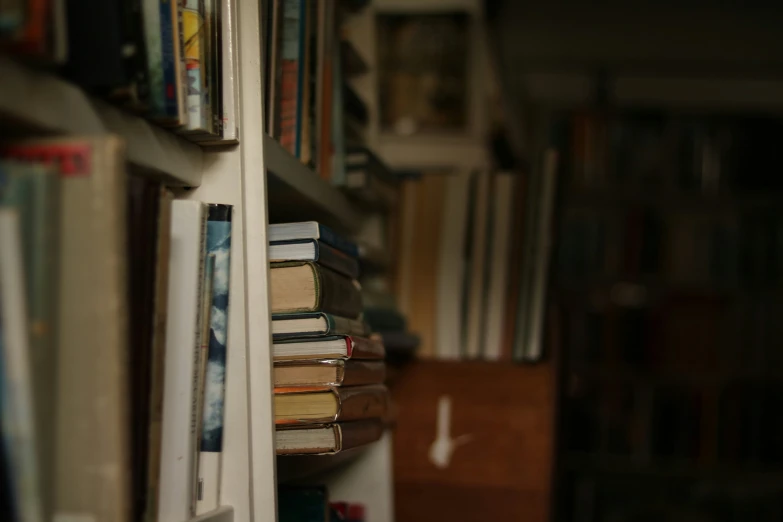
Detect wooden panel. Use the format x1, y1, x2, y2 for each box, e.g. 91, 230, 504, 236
391, 360, 556, 522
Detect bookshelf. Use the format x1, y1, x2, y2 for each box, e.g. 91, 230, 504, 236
0, 56, 203, 187
0, 0, 393, 521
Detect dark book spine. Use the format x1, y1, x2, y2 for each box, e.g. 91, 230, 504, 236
317, 223, 358, 257
315, 265, 362, 319
315, 241, 359, 280
160, 0, 178, 118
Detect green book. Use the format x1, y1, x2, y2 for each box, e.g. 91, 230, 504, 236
278, 486, 328, 522
0, 160, 60, 520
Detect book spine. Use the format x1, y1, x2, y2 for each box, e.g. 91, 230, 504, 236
159, 0, 179, 119
317, 223, 358, 257
279, 0, 301, 154
315, 241, 360, 280
0, 208, 45, 522
294, 0, 308, 158
187, 209, 208, 517
316, 265, 362, 319
347, 336, 385, 360
143, 0, 165, 115
196, 204, 232, 514
183, 0, 206, 131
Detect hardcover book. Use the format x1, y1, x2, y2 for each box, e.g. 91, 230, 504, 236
274, 359, 385, 387
273, 335, 384, 361
269, 239, 360, 279
269, 221, 358, 257
271, 312, 367, 340
2, 137, 131, 522
0, 160, 59, 519
274, 384, 388, 425
276, 420, 383, 455
270, 261, 362, 318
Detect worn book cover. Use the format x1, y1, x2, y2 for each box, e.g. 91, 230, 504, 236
2, 137, 131, 522
0, 159, 59, 520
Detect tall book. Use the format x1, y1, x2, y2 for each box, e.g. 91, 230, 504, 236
0, 161, 59, 519
464, 171, 491, 359
143, 0, 185, 123
183, 0, 209, 132
196, 204, 233, 515
126, 176, 163, 522
159, 201, 208, 522
0, 208, 44, 522
482, 173, 515, 361
270, 262, 362, 318
2, 137, 130, 522
279, 0, 304, 154
144, 188, 174, 522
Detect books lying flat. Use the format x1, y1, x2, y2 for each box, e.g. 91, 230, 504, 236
274, 385, 388, 425
269, 239, 359, 280
272, 312, 367, 340
273, 335, 384, 361
274, 359, 385, 387
269, 221, 358, 257
276, 420, 383, 455
270, 262, 362, 318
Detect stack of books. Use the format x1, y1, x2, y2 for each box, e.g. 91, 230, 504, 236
269, 221, 388, 455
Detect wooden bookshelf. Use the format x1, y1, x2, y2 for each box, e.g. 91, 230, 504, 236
0, 56, 204, 187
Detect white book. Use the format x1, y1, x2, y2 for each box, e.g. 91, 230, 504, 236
435, 170, 471, 360
0, 208, 44, 522
464, 172, 492, 359
482, 173, 516, 361
524, 150, 559, 362
159, 201, 207, 522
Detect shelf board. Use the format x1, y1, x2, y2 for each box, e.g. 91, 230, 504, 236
263, 134, 363, 232
0, 56, 203, 187
190, 506, 233, 522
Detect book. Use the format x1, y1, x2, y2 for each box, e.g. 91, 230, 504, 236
0, 160, 59, 518
276, 420, 383, 455
269, 239, 360, 279
143, 0, 179, 121
273, 335, 384, 361
269, 221, 358, 257
464, 171, 491, 359
315, 0, 335, 179
196, 204, 233, 515
192, 253, 214, 515
272, 312, 367, 339
482, 173, 515, 361
159, 200, 207, 522
161, 0, 187, 124
298, 0, 314, 164
3, 137, 130, 522
183, 0, 209, 132
278, 486, 328, 522
274, 359, 385, 387
279, 0, 304, 154
270, 262, 362, 318
0, 208, 44, 522
143, 187, 173, 522
126, 176, 163, 522
274, 384, 388, 425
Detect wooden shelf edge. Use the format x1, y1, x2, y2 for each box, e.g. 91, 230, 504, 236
0, 56, 204, 187
189, 506, 234, 522
263, 133, 363, 232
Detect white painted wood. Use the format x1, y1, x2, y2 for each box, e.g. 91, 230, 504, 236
190, 506, 234, 522
0, 56, 203, 187
317, 434, 395, 522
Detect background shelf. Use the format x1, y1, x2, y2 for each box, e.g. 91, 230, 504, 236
263, 134, 363, 232
0, 56, 204, 187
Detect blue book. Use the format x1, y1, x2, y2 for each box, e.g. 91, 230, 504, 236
197, 204, 232, 512
268, 221, 358, 258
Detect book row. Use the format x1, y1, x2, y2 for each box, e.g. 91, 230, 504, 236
566, 112, 783, 193
1, 0, 238, 143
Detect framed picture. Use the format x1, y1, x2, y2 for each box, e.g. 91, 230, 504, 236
377, 12, 471, 135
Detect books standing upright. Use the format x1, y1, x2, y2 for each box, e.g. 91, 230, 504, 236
2, 137, 131, 522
